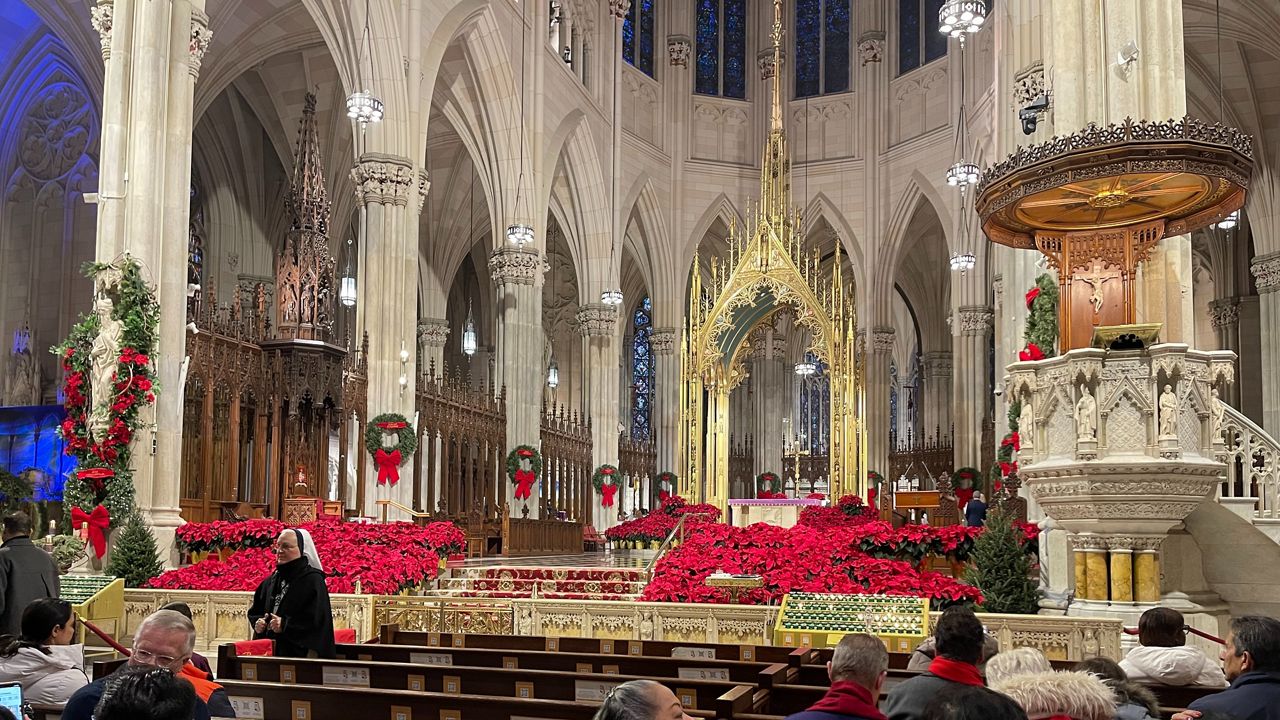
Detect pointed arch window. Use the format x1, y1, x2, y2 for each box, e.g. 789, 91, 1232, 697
898, 0, 948, 75
623, 0, 656, 77
631, 296, 654, 440
696, 0, 747, 98
795, 0, 850, 98
796, 352, 830, 455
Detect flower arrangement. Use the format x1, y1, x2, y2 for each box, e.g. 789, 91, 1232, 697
365, 413, 416, 486
150, 519, 464, 595
655, 471, 677, 502
175, 518, 286, 553
506, 445, 541, 501
756, 472, 783, 498
57, 257, 160, 529
641, 522, 982, 608
604, 495, 721, 544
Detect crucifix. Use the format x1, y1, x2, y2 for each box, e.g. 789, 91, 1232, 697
1076, 259, 1121, 321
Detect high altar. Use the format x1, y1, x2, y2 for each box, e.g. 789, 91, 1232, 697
678, 2, 865, 513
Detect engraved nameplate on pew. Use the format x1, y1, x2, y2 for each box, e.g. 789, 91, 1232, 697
575, 680, 620, 702
410, 652, 454, 666
390, 705, 411, 720
291, 700, 311, 720
228, 696, 265, 720
321, 666, 371, 687
407, 674, 425, 691
678, 667, 730, 681
515, 681, 535, 699
672, 647, 717, 660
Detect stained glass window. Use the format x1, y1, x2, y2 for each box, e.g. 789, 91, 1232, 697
623, 0, 656, 78
631, 296, 654, 441
899, 0, 948, 76
696, 0, 746, 98
797, 353, 830, 455
796, 0, 850, 98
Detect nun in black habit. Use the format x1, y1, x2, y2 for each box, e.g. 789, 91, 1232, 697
247, 528, 336, 658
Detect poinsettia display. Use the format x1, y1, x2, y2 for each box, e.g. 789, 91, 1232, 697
150, 519, 464, 595
175, 518, 286, 553
604, 496, 721, 544
640, 522, 983, 607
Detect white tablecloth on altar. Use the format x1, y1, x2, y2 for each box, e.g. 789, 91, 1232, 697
727, 498, 823, 528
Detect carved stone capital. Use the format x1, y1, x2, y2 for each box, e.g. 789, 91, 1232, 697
1013, 62, 1046, 110
857, 32, 884, 66
871, 327, 895, 354
1252, 253, 1280, 295
90, 2, 113, 61
757, 48, 783, 80
188, 9, 213, 80
667, 36, 691, 68
958, 305, 994, 336
416, 318, 450, 348
651, 328, 678, 355
351, 153, 415, 207
576, 304, 619, 337
416, 170, 431, 214
488, 248, 541, 287
923, 351, 953, 378
1209, 298, 1240, 329
1067, 534, 1106, 552
770, 336, 787, 358
609, 0, 631, 19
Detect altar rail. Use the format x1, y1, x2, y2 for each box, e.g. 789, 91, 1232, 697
121, 590, 1122, 662
1220, 405, 1280, 518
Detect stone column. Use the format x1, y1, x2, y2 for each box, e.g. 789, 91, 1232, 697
922, 351, 953, 437
1107, 539, 1135, 603
90, 0, 208, 563
1133, 537, 1163, 604
1084, 545, 1109, 602
489, 248, 543, 513
865, 328, 894, 476
1209, 298, 1241, 407
578, 303, 620, 529
953, 306, 992, 468
651, 328, 679, 474
1251, 254, 1280, 434
417, 318, 449, 379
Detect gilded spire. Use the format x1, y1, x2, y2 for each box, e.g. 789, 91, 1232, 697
759, 0, 790, 228
770, 0, 784, 133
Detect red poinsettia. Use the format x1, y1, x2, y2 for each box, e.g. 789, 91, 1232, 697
1018, 343, 1045, 361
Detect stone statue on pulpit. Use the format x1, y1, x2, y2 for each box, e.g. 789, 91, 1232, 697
1074, 385, 1097, 440
1210, 387, 1226, 444
1158, 384, 1179, 438
88, 295, 123, 442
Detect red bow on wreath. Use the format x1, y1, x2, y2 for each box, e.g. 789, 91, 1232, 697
72, 505, 111, 558
374, 448, 402, 485
77, 467, 115, 494
601, 483, 618, 507
376, 421, 408, 431
1018, 343, 1045, 361
658, 489, 671, 502
1026, 286, 1041, 309
514, 469, 536, 500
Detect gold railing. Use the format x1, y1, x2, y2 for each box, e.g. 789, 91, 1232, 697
376, 498, 434, 523
644, 511, 716, 580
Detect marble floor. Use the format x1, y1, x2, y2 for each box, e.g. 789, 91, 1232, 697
447, 550, 657, 569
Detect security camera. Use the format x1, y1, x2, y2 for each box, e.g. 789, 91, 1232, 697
1019, 93, 1051, 135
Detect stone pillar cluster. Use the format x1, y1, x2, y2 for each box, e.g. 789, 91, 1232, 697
489, 247, 543, 513
577, 302, 620, 528
417, 318, 450, 378
922, 351, 953, 437
953, 306, 992, 468
651, 328, 679, 473
865, 328, 894, 472
1251, 254, 1280, 433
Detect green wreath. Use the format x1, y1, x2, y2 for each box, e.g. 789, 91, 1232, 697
756, 472, 781, 493
953, 467, 982, 488
656, 471, 677, 488
506, 445, 542, 495
365, 413, 418, 460
592, 464, 620, 492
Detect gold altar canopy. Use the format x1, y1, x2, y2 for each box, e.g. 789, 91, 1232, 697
678, 0, 865, 512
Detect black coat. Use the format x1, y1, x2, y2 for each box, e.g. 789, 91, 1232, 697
248, 557, 335, 658
1188, 671, 1280, 720
0, 536, 59, 637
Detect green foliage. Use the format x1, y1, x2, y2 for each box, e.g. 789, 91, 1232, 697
1007, 398, 1022, 434
966, 507, 1041, 614
51, 535, 86, 572
0, 469, 32, 515
1024, 273, 1060, 358
106, 511, 163, 588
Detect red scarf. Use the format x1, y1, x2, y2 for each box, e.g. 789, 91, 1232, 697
805, 681, 887, 720
927, 656, 985, 687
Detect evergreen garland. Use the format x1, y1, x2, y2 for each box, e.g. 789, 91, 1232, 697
1023, 273, 1060, 358
106, 510, 163, 588
966, 507, 1041, 614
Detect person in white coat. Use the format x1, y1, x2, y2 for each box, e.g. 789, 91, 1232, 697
0, 597, 88, 706
1120, 607, 1228, 688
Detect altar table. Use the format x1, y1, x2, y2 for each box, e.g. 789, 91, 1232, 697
727, 498, 823, 528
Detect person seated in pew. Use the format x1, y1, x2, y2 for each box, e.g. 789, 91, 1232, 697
920, 685, 1027, 720
1073, 656, 1159, 720
62, 609, 235, 720
906, 633, 1000, 674
159, 602, 213, 676
248, 528, 335, 659
593, 679, 693, 720
1120, 608, 1228, 688
983, 647, 1050, 686
884, 606, 988, 720
0, 598, 88, 706
784, 633, 889, 720
1174, 615, 1280, 720
95, 666, 198, 720
990, 669, 1117, 720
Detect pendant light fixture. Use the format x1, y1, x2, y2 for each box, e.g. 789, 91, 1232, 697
462, 159, 479, 357
339, 237, 357, 307
346, 0, 384, 128
462, 300, 477, 356
947, 36, 977, 274
601, 11, 623, 306
938, 1, 987, 42
507, 0, 534, 246
1211, 0, 1240, 233
547, 357, 560, 388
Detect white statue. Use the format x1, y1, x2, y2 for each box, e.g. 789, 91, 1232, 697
1210, 387, 1226, 443
5, 349, 40, 406
1018, 398, 1034, 439
1074, 384, 1097, 440
88, 295, 124, 442
1158, 384, 1179, 437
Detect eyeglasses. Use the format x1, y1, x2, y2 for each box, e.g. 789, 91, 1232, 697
131, 646, 185, 668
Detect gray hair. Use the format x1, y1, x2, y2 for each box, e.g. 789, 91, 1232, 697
830, 633, 889, 687
134, 609, 196, 654
984, 646, 1051, 685
592, 680, 663, 720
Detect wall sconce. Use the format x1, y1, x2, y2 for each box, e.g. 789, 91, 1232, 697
398, 341, 409, 396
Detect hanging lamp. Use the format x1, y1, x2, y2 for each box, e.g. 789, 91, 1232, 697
339, 237, 357, 307
346, 0, 384, 128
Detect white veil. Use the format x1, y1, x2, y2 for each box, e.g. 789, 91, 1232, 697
293, 528, 324, 572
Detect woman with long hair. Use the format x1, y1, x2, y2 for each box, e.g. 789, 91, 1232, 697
0, 598, 88, 706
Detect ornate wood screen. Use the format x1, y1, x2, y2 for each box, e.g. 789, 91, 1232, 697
414, 366, 505, 529
618, 434, 656, 513
538, 405, 592, 526
887, 427, 954, 487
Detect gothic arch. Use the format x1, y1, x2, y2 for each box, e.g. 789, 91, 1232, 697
543, 112, 610, 302
801, 192, 867, 294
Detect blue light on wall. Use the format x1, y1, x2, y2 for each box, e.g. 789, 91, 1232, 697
0, 406, 73, 501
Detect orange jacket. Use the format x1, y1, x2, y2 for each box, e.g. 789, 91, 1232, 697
180, 661, 223, 703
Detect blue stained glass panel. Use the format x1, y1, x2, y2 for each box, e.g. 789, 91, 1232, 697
898, 0, 920, 74
795, 0, 821, 98
639, 0, 655, 76
623, 3, 636, 66
924, 0, 949, 63
824, 0, 851, 94
632, 296, 654, 441
696, 0, 720, 95
723, 0, 746, 98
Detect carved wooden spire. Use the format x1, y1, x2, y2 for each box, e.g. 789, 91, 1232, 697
287, 92, 330, 234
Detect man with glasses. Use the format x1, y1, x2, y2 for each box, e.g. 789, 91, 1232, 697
61, 609, 235, 720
